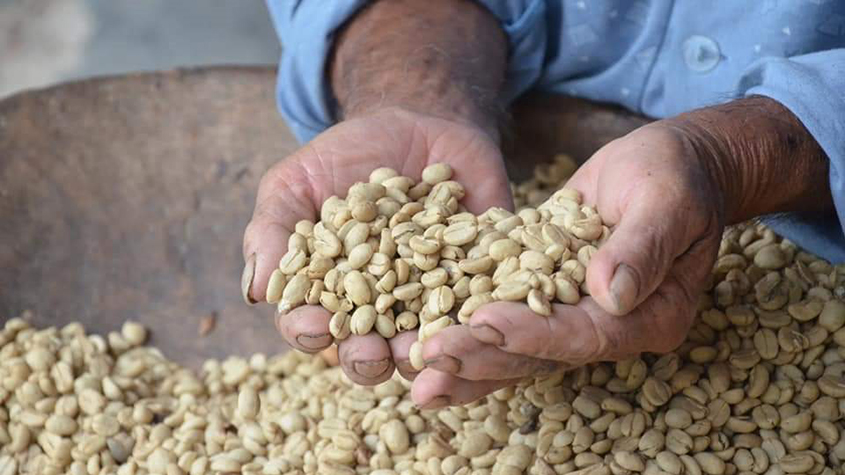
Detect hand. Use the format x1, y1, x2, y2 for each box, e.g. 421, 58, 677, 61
411, 121, 727, 408
242, 107, 512, 386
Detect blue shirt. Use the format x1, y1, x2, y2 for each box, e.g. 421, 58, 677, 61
267, 0, 845, 264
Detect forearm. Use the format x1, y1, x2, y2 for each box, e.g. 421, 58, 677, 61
329, 0, 508, 140
666, 96, 833, 224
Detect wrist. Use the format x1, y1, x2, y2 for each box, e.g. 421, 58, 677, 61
659, 114, 741, 225
328, 0, 507, 143
339, 95, 503, 145
663, 96, 832, 225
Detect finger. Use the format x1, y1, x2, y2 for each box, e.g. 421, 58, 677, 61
470, 252, 704, 364
422, 118, 513, 213
241, 145, 413, 303
387, 331, 421, 380
561, 154, 604, 207
469, 301, 615, 363
275, 306, 333, 353
242, 220, 293, 304
243, 150, 374, 302
585, 191, 706, 316
422, 325, 564, 381
411, 369, 521, 409
469, 300, 670, 363
449, 156, 513, 213
243, 166, 318, 303
338, 333, 395, 385
632, 226, 719, 354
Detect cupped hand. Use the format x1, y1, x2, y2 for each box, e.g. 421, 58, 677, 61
412, 121, 727, 408
242, 107, 511, 386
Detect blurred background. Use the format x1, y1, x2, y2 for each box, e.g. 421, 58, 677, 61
0, 0, 281, 98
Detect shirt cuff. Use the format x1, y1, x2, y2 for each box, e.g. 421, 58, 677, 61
737, 51, 845, 264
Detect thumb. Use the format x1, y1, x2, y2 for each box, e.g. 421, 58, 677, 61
586, 195, 694, 316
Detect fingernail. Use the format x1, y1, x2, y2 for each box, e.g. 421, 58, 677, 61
469, 324, 505, 346
610, 263, 639, 314
424, 355, 461, 374
395, 359, 419, 376
419, 395, 450, 410
241, 253, 257, 305
295, 333, 332, 351
353, 358, 391, 379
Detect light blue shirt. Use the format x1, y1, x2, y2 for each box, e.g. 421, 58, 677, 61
267, 0, 845, 264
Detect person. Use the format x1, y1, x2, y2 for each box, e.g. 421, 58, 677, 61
242, 0, 842, 409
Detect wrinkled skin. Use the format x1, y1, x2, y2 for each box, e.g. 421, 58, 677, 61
415, 122, 725, 408
243, 108, 511, 386
243, 108, 725, 408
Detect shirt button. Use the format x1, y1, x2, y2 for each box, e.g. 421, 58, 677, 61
683, 35, 721, 72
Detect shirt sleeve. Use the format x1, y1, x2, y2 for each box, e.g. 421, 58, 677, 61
266, 0, 369, 144
267, 0, 549, 144
474, 0, 549, 103
737, 50, 845, 264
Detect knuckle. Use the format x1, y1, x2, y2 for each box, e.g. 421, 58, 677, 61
252, 194, 287, 223
466, 309, 496, 330
639, 227, 670, 274
456, 359, 486, 380
589, 329, 616, 362
646, 289, 694, 354
422, 337, 447, 360
651, 335, 682, 354
549, 310, 606, 364
242, 220, 263, 244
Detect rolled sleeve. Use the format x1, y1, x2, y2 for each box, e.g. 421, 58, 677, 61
737, 50, 845, 264
268, 0, 548, 144
475, 0, 549, 103
267, 0, 369, 143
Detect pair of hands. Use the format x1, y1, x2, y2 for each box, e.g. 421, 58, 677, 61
242, 107, 725, 409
